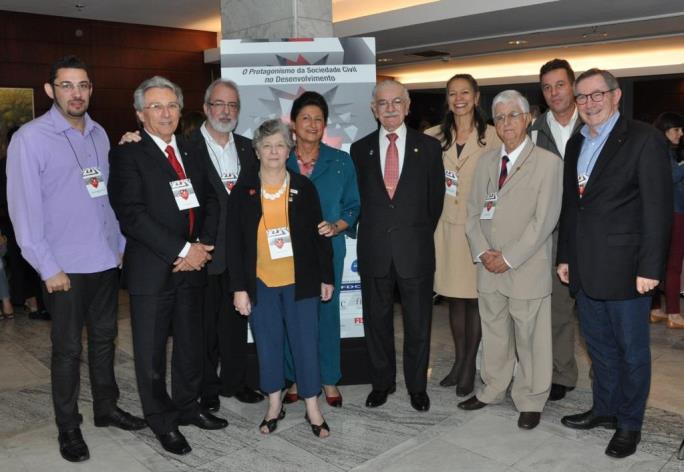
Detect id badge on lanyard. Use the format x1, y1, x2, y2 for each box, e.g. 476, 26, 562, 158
266, 227, 293, 259
82, 167, 107, 198
577, 173, 589, 198
480, 193, 498, 220
445, 169, 458, 197
170, 179, 200, 210
222, 173, 238, 194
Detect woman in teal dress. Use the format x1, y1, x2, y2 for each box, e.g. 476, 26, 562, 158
283, 91, 360, 407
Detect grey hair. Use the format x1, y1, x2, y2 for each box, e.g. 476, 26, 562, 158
491, 90, 530, 116
133, 76, 184, 112
252, 119, 294, 151
574, 68, 620, 94
372, 79, 410, 102
204, 78, 240, 108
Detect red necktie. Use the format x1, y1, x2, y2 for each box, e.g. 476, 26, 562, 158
166, 145, 195, 236
498, 155, 509, 190
384, 133, 399, 199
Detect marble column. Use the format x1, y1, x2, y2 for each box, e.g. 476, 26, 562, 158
220, 0, 332, 39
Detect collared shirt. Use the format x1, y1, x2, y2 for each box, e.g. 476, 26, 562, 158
6, 105, 124, 280
146, 131, 185, 172
500, 136, 529, 175
546, 106, 578, 159
379, 123, 407, 176
577, 111, 620, 178
200, 122, 240, 177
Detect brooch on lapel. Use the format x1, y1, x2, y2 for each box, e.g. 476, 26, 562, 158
249, 189, 256, 196
369, 149, 374, 156
414, 148, 419, 153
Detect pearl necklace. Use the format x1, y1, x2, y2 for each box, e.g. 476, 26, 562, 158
261, 173, 289, 200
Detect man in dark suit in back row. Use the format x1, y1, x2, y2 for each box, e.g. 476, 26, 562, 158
557, 68, 672, 459
109, 76, 227, 456
188, 79, 263, 410
351, 79, 444, 412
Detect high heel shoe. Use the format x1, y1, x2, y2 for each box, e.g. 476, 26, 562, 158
666, 314, 684, 329
259, 407, 285, 434
323, 387, 342, 408
304, 413, 330, 438
649, 309, 667, 323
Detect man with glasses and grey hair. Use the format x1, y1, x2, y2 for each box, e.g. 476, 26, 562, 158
7, 55, 145, 463
191, 79, 262, 409
557, 68, 672, 458
351, 79, 444, 412
460, 89, 563, 431
109, 75, 226, 456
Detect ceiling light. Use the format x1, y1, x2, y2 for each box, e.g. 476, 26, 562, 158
507, 40, 528, 46
377, 58, 393, 63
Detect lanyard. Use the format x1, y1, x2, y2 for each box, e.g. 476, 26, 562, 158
63, 130, 99, 171
207, 140, 240, 177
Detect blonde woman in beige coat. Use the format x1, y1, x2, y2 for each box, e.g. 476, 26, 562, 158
425, 74, 500, 396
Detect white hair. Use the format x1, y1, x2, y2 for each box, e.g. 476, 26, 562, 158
133, 76, 183, 111
491, 89, 529, 116
204, 78, 240, 108
372, 79, 410, 102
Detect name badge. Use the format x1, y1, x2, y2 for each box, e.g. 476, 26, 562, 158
221, 173, 238, 194
170, 179, 200, 210
445, 170, 458, 197
266, 227, 293, 260
480, 193, 498, 220
577, 173, 589, 198
82, 167, 107, 198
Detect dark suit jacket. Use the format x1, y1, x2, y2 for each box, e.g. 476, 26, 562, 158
227, 169, 334, 304
186, 128, 257, 275
557, 116, 673, 300
350, 126, 444, 278
108, 131, 219, 295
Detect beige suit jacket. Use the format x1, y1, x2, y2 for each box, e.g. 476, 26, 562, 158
465, 140, 563, 300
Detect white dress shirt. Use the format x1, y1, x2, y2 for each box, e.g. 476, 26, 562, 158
200, 123, 240, 177
546, 106, 578, 159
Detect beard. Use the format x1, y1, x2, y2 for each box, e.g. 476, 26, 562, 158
207, 115, 236, 134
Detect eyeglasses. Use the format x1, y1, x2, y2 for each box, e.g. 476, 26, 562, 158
53, 81, 91, 92
144, 102, 181, 113
493, 111, 527, 124
207, 101, 239, 111
375, 98, 405, 109
575, 89, 615, 105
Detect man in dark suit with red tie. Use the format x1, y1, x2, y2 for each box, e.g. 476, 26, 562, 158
109, 76, 226, 456
350, 80, 444, 412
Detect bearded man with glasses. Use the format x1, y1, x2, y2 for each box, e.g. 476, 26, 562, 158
557, 68, 672, 458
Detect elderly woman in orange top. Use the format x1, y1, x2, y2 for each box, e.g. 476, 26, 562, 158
228, 119, 334, 438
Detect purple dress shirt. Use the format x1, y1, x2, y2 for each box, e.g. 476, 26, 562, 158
7, 105, 125, 280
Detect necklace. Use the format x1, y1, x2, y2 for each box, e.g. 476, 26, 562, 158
261, 173, 289, 200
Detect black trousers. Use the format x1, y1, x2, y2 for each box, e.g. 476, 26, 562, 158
361, 264, 434, 393
43, 269, 120, 432
130, 285, 202, 435
201, 273, 251, 399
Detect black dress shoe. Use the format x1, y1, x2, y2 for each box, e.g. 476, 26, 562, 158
28, 309, 51, 321
365, 384, 396, 408
58, 428, 89, 462
548, 383, 575, 401
157, 430, 191, 455
200, 396, 220, 412
561, 410, 617, 430
221, 386, 265, 404
605, 429, 641, 458
518, 412, 541, 430
94, 406, 146, 431
179, 411, 228, 430
409, 391, 430, 412
457, 396, 487, 411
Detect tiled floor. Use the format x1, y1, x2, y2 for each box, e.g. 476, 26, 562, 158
1, 293, 684, 471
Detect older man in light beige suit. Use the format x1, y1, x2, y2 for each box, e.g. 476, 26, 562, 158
458, 89, 563, 430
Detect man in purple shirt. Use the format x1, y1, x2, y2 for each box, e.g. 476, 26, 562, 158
7, 56, 145, 463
